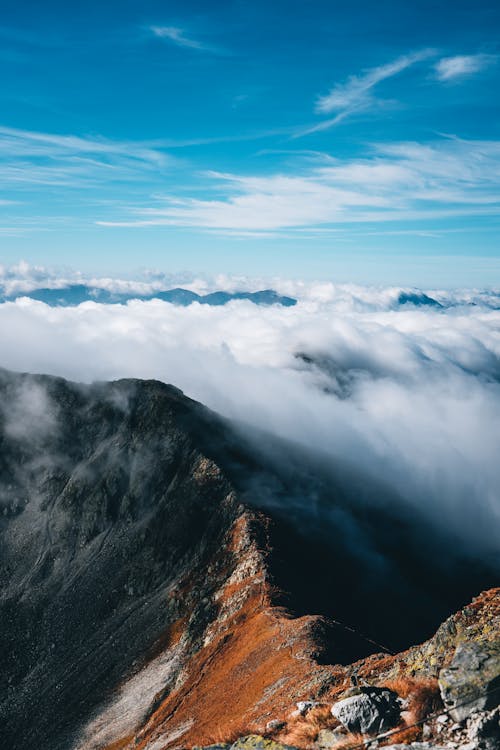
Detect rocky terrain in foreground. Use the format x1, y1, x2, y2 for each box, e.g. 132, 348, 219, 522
0, 369, 498, 750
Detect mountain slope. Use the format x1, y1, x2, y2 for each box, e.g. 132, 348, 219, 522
0, 369, 496, 750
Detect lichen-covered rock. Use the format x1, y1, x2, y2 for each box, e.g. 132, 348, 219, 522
316, 728, 343, 748
230, 736, 296, 750
331, 687, 401, 735
438, 641, 500, 722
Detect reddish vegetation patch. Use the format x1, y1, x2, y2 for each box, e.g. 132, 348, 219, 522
379, 725, 422, 746
382, 677, 441, 723
133, 585, 330, 747
280, 705, 340, 748
102, 506, 499, 750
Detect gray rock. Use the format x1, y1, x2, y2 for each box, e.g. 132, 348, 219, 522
230, 737, 295, 750
316, 729, 339, 748
266, 720, 286, 732
331, 687, 401, 735
381, 744, 447, 750
466, 706, 500, 750
439, 641, 500, 722
295, 701, 320, 716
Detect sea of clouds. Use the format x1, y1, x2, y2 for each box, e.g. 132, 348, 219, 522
1, 263, 499, 565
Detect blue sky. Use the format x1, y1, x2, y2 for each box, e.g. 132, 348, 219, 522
1, 0, 499, 284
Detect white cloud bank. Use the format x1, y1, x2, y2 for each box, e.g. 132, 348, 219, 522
0, 280, 499, 564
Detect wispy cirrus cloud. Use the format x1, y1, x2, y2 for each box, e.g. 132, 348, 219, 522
149, 25, 210, 51
98, 137, 500, 233
0, 124, 296, 187
434, 53, 497, 81
0, 125, 174, 189
299, 49, 436, 136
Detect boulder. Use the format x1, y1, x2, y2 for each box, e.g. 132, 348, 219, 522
331, 687, 401, 735
438, 641, 500, 722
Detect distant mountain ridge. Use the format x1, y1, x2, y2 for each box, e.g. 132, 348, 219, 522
0, 284, 297, 307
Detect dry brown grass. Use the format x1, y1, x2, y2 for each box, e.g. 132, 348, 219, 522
203, 722, 253, 746
382, 676, 442, 724
280, 705, 340, 748
329, 733, 368, 749
379, 724, 422, 746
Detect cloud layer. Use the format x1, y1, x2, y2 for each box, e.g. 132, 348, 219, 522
0, 273, 499, 566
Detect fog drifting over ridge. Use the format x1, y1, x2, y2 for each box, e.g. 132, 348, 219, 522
1, 266, 499, 566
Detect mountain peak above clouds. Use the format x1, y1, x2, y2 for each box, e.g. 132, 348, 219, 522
0, 284, 297, 308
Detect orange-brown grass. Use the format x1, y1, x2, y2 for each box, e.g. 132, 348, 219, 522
203, 722, 253, 746
280, 705, 340, 748
379, 724, 422, 746
382, 677, 442, 724
330, 733, 368, 749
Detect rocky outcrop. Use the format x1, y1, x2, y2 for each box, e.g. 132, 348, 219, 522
438, 641, 500, 721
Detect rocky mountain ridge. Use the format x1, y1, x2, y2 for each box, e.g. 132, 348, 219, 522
0, 369, 497, 750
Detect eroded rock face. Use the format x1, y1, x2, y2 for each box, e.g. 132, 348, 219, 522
439, 641, 500, 721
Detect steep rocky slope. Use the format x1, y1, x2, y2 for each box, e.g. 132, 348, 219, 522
0, 369, 497, 750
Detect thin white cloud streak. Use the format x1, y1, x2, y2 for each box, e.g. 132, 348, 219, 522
435, 53, 497, 81
299, 49, 436, 135
0, 124, 300, 194
0, 125, 174, 189
150, 25, 207, 50
0, 289, 499, 562
99, 137, 500, 232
